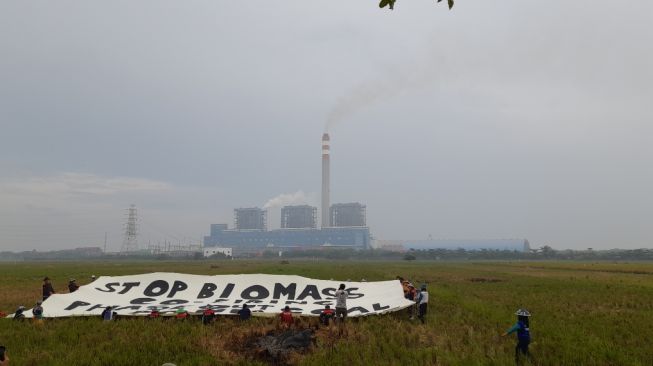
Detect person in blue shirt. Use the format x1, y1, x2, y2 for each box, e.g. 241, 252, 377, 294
502, 308, 531, 364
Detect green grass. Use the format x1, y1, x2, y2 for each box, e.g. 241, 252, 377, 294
1, 260, 652, 365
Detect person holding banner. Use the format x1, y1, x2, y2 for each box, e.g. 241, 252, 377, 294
202, 306, 216, 325
417, 284, 429, 324
42, 277, 55, 301
279, 306, 294, 327
32, 301, 44, 320
238, 304, 251, 321
148, 308, 160, 319
175, 308, 189, 320
319, 305, 335, 326
101, 306, 115, 321
334, 284, 348, 324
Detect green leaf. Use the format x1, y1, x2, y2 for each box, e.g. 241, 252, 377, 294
379, 0, 390, 8
448, 0, 454, 9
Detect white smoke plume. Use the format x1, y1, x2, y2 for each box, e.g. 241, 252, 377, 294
325, 53, 444, 132
263, 190, 312, 209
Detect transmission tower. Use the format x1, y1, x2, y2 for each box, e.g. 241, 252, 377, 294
120, 204, 139, 253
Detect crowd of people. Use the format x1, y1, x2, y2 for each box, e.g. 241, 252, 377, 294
4, 275, 532, 364
397, 276, 430, 323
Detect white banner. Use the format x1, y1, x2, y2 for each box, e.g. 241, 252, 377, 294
20, 273, 414, 318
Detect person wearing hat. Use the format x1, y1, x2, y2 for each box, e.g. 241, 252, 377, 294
42, 277, 55, 301
13, 306, 26, 321
32, 301, 44, 319
279, 306, 293, 327
416, 284, 429, 324
68, 279, 79, 293
201, 305, 216, 325
237, 304, 251, 321
502, 309, 532, 363
175, 307, 189, 320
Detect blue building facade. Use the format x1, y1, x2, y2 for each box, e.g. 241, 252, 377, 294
204, 225, 370, 255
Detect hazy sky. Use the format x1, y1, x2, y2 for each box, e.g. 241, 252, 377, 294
1, 0, 651, 251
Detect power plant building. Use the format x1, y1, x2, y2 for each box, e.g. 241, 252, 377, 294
234, 207, 267, 230
330, 202, 366, 227
281, 205, 317, 229
203, 133, 371, 256
203, 224, 370, 256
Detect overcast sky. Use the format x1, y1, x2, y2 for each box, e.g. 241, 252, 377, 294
1, 0, 651, 251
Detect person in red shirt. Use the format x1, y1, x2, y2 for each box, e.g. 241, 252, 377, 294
279, 306, 293, 327
319, 305, 334, 326
175, 308, 189, 320
148, 307, 160, 319
202, 306, 216, 325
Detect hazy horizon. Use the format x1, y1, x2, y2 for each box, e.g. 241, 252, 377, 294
1, 1, 651, 251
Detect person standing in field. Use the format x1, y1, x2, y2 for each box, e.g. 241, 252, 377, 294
334, 284, 348, 324
502, 309, 532, 364
417, 284, 429, 324
238, 304, 251, 320
42, 277, 55, 301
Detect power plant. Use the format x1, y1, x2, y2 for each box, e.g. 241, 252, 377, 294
204, 133, 370, 255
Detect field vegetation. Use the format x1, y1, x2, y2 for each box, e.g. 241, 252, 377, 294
1, 260, 652, 365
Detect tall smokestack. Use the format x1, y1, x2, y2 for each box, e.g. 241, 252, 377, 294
321, 133, 330, 228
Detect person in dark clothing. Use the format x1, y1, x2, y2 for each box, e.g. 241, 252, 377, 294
319, 305, 335, 326
32, 301, 44, 319
502, 308, 532, 364
202, 306, 216, 325
68, 279, 79, 293
42, 277, 55, 301
238, 304, 251, 320
13, 306, 25, 321
0, 345, 8, 366
101, 306, 115, 321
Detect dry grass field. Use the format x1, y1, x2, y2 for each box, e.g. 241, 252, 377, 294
1, 260, 652, 365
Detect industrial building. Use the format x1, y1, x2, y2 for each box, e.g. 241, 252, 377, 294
204, 224, 370, 256
330, 202, 366, 227
203, 132, 371, 256
234, 207, 267, 230
281, 205, 317, 229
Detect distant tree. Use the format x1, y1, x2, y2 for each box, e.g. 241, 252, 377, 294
404, 253, 416, 261
379, 0, 454, 10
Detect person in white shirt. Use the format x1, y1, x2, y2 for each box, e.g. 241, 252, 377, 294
417, 284, 429, 324
334, 283, 348, 323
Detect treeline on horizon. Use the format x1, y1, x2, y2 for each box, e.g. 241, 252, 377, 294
1, 246, 653, 261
